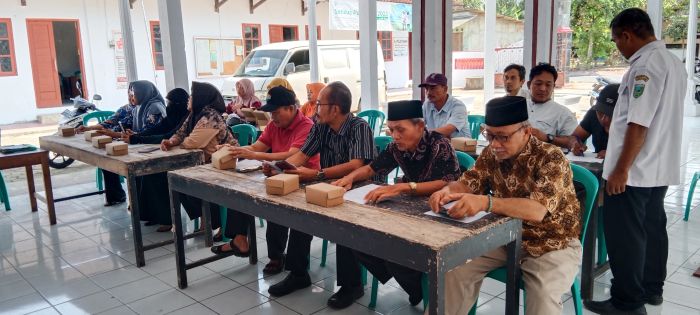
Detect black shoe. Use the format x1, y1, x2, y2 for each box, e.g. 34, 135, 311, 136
584, 299, 647, 315
327, 286, 364, 309
408, 293, 422, 306
104, 197, 126, 207
644, 294, 663, 306
144, 221, 158, 226
263, 256, 285, 275
268, 273, 311, 297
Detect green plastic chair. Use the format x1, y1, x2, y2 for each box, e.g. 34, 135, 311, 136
685, 171, 699, 221
0, 170, 10, 211
467, 163, 599, 315
467, 115, 485, 139
358, 109, 386, 137
367, 150, 478, 309
83, 111, 126, 191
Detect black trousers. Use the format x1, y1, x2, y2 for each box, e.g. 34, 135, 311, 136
226, 210, 289, 260
136, 173, 172, 225
102, 170, 126, 203
355, 251, 422, 297
285, 229, 362, 287
180, 195, 222, 229
603, 184, 668, 310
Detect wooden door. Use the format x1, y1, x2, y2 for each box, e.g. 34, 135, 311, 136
27, 20, 61, 108
269, 25, 283, 43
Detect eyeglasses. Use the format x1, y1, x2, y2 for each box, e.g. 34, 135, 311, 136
481, 125, 526, 143
315, 101, 333, 107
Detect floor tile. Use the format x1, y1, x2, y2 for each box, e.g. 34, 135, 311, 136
0, 293, 52, 315
156, 265, 216, 288
201, 287, 269, 315
0, 278, 37, 303
667, 267, 700, 290
177, 273, 241, 301
312, 303, 381, 314
89, 265, 151, 290
127, 289, 196, 315
274, 284, 333, 314
26, 307, 62, 315
54, 291, 123, 315
165, 303, 218, 315
36, 277, 103, 305
108, 276, 172, 304
663, 282, 700, 309
239, 301, 300, 315
70, 253, 132, 277
96, 305, 138, 315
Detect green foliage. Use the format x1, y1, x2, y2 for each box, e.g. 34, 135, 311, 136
459, 0, 524, 20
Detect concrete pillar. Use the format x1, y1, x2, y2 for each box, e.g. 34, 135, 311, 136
647, 0, 663, 39
118, 0, 138, 82
484, 0, 497, 102
411, 0, 450, 100
359, 0, 379, 110
523, 0, 553, 71
157, 0, 189, 91
307, 0, 319, 83
685, 0, 700, 116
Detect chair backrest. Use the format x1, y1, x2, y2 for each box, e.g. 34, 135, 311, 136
571, 163, 600, 247
456, 151, 476, 170
467, 115, 485, 139
374, 136, 393, 153
230, 124, 259, 146
358, 109, 386, 137
83, 111, 115, 126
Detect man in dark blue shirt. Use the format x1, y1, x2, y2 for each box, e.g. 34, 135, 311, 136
569, 84, 619, 158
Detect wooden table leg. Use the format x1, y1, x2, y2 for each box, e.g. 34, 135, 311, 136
25, 165, 37, 212
581, 204, 598, 300
248, 214, 258, 265
202, 201, 213, 247
505, 237, 522, 315
427, 261, 445, 315
127, 175, 146, 267
171, 190, 188, 289
40, 156, 56, 225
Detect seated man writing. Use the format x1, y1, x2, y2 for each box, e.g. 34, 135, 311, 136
568, 84, 619, 158
332, 100, 461, 305
429, 96, 582, 315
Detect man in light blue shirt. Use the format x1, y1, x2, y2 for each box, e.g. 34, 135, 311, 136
419, 73, 469, 138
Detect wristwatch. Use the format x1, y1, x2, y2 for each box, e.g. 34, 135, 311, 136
547, 134, 555, 143
316, 169, 326, 181
408, 182, 418, 194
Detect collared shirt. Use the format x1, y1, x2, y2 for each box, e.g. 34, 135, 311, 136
369, 130, 461, 183
300, 115, 376, 169
527, 99, 577, 137
603, 40, 686, 187
259, 109, 320, 170
422, 95, 469, 138
579, 109, 608, 153
460, 136, 581, 257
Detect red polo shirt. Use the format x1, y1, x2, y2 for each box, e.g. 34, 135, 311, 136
258, 109, 321, 170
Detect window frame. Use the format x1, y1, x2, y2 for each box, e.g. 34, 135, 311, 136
242, 23, 262, 56
269, 24, 299, 43
149, 21, 164, 70
304, 25, 321, 40
0, 18, 17, 76
377, 31, 393, 62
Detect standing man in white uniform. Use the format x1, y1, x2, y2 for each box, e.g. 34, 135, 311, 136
526, 63, 578, 149
585, 8, 686, 315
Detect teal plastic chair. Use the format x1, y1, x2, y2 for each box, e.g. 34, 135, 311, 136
83, 111, 126, 191
467, 115, 485, 139
358, 109, 386, 137
685, 171, 699, 221
368, 150, 478, 309
0, 170, 10, 211
467, 163, 599, 315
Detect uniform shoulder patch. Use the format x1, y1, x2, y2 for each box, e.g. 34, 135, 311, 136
633, 83, 645, 98
634, 74, 649, 82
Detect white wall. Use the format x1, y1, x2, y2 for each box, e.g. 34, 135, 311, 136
384, 31, 409, 89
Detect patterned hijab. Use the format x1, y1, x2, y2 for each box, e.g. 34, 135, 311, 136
187, 81, 225, 134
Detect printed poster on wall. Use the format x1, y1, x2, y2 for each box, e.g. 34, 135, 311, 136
329, 0, 412, 32
112, 30, 128, 89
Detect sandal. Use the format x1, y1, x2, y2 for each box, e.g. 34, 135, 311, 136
210, 240, 249, 257
156, 225, 172, 232
263, 256, 285, 274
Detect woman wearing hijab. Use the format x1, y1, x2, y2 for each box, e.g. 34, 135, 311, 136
161, 82, 237, 233
226, 78, 261, 117
124, 88, 189, 144
300, 82, 325, 118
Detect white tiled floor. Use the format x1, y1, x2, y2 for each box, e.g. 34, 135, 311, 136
1, 117, 700, 314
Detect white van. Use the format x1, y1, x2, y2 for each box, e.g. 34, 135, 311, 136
221, 40, 387, 112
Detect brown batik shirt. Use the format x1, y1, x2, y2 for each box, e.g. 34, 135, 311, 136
459, 136, 580, 257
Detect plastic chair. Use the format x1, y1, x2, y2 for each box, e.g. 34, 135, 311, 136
685, 171, 700, 221
467, 115, 485, 139
368, 150, 478, 309
0, 170, 10, 211
467, 163, 599, 315
83, 111, 126, 191
358, 109, 386, 137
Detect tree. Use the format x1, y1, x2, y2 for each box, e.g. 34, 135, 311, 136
459, 0, 525, 20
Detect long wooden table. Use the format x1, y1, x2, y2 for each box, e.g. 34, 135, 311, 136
0, 149, 56, 224
168, 165, 523, 315
39, 134, 204, 266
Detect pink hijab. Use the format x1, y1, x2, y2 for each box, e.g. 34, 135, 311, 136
232, 79, 261, 109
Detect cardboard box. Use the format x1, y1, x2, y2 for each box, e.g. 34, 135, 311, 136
92, 135, 112, 149
211, 148, 237, 170
241, 108, 257, 123
84, 130, 100, 141
451, 137, 477, 152
265, 174, 300, 196
305, 183, 344, 207
253, 111, 272, 129
105, 142, 128, 156
58, 126, 76, 137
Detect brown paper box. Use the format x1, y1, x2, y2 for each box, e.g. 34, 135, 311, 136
306, 183, 344, 207
211, 148, 237, 170
92, 135, 112, 149
266, 174, 300, 196
241, 108, 257, 123
59, 126, 76, 137
451, 137, 477, 152
84, 130, 99, 141
106, 142, 128, 156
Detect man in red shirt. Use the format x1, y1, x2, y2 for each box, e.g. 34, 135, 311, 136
211, 86, 320, 274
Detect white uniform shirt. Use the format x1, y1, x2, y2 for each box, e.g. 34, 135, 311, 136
602, 40, 686, 187
526, 99, 577, 137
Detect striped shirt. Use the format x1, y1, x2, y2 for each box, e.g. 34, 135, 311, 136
300, 115, 377, 169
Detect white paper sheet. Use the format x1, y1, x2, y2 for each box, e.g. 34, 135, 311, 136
344, 184, 381, 205
423, 200, 489, 223
565, 152, 603, 164
235, 159, 263, 172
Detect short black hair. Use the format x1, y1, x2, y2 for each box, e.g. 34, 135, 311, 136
326, 81, 352, 114
610, 8, 655, 39
504, 64, 526, 80
529, 63, 558, 82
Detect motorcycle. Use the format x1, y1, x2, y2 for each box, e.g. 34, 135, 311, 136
49, 82, 102, 169
589, 76, 617, 107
